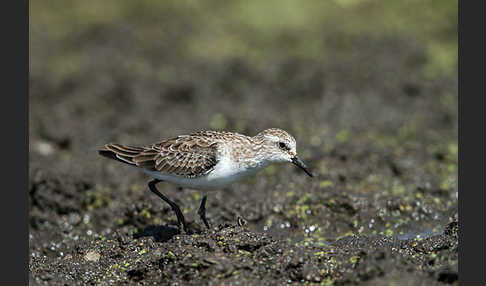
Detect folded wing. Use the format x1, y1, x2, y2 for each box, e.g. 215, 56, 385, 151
99, 135, 218, 178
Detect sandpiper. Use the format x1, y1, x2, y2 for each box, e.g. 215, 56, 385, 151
99, 128, 314, 232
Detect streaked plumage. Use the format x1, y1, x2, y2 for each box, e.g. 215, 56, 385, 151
99, 132, 219, 178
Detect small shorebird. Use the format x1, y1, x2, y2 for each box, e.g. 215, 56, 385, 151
99, 128, 314, 232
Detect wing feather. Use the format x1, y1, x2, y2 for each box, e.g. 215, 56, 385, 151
99, 133, 219, 178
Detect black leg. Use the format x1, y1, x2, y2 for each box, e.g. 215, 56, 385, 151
197, 192, 210, 229
148, 179, 188, 233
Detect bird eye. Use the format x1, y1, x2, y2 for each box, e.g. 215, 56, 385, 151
278, 142, 287, 150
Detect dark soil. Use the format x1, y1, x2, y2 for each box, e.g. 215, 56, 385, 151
29, 2, 457, 285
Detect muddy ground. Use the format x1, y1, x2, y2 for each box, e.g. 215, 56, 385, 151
29, 1, 458, 285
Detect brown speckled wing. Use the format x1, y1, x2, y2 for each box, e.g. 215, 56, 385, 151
100, 133, 219, 178
147, 134, 218, 177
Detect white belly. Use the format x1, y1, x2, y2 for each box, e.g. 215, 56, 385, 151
141, 156, 269, 190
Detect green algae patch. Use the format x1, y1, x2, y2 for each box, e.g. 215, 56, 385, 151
296, 193, 312, 205
167, 251, 176, 260
336, 130, 349, 143
314, 251, 327, 259
209, 113, 228, 130
139, 208, 151, 220
319, 180, 334, 189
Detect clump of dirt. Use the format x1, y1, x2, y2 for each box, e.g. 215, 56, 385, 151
29, 165, 457, 285
30, 217, 458, 285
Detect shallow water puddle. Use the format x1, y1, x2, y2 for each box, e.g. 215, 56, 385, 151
394, 225, 445, 241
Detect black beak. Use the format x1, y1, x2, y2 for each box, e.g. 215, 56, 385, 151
291, 156, 315, 177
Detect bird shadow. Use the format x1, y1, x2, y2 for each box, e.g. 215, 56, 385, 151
132, 222, 205, 242
132, 224, 181, 242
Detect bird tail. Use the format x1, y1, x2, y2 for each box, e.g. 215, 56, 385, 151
98, 143, 145, 166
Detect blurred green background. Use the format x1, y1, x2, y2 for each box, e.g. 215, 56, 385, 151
31, 0, 457, 79
30, 0, 457, 142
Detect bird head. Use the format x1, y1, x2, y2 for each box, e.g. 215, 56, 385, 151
255, 128, 314, 177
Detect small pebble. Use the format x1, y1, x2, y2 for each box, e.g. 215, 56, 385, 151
35, 141, 55, 156
84, 251, 100, 262
68, 213, 81, 225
